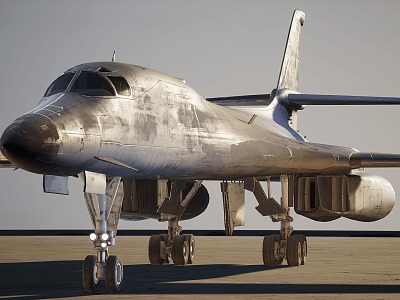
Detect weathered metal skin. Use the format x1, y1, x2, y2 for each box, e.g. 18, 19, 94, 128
1, 92, 103, 175
0, 61, 361, 179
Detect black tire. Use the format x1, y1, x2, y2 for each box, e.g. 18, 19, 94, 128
149, 234, 165, 265
298, 234, 307, 265
82, 255, 99, 293
185, 234, 195, 264
286, 235, 301, 267
262, 234, 283, 266
105, 255, 123, 293
172, 235, 189, 265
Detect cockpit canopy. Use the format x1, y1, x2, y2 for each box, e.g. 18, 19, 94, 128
44, 73, 74, 97
44, 70, 131, 97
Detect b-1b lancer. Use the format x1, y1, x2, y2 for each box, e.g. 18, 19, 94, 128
1, 10, 400, 293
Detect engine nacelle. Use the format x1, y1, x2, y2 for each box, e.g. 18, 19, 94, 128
120, 179, 209, 221
295, 173, 395, 222
345, 174, 395, 221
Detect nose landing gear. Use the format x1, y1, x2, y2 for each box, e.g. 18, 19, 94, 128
81, 174, 124, 293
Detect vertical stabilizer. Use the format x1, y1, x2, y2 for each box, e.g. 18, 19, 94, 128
277, 10, 305, 91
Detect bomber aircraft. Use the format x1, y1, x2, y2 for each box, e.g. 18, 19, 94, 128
1, 10, 400, 293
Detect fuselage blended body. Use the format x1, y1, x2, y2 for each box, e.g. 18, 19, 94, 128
2, 62, 358, 179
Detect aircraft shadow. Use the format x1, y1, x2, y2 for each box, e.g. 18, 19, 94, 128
0, 261, 398, 299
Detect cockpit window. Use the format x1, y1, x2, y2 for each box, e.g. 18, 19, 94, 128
70, 71, 115, 97
107, 76, 131, 96
44, 73, 74, 97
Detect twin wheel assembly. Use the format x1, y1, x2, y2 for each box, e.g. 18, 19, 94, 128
82, 254, 123, 293
262, 234, 307, 266
148, 234, 195, 265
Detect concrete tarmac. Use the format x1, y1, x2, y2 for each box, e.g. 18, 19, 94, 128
0, 236, 399, 299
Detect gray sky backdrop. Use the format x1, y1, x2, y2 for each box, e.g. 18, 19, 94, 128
1, 0, 400, 231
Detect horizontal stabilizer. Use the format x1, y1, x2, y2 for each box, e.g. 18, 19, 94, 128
288, 94, 400, 106
206, 94, 271, 106
350, 153, 400, 168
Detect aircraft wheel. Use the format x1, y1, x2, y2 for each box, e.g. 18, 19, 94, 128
82, 255, 99, 293
172, 235, 189, 265
149, 234, 166, 265
185, 234, 195, 264
105, 255, 123, 293
298, 234, 307, 265
286, 235, 301, 267
262, 234, 283, 266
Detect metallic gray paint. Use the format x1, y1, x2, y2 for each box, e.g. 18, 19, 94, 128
1, 61, 398, 180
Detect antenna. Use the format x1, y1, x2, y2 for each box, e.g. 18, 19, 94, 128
112, 51, 116, 62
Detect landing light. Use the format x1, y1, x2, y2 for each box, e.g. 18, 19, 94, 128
89, 233, 97, 241
100, 242, 108, 249
101, 233, 109, 241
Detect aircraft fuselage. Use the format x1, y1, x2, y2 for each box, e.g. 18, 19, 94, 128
1, 62, 357, 180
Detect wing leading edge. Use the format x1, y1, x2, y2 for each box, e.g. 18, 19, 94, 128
206, 94, 271, 106
207, 93, 400, 107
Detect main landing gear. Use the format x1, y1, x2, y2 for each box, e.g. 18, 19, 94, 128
148, 180, 201, 266
148, 220, 195, 265
221, 175, 308, 267
262, 233, 307, 266
81, 175, 124, 293
262, 175, 308, 267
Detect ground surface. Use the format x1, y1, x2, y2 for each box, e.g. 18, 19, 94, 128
0, 236, 399, 299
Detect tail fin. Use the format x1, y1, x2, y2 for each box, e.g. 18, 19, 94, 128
276, 10, 305, 91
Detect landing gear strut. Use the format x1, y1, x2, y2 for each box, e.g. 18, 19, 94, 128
262, 175, 307, 267
148, 180, 200, 266
81, 174, 124, 293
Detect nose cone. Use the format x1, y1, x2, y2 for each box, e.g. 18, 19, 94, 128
1, 114, 60, 173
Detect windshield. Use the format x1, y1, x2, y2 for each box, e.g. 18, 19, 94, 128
70, 71, 115, 97
44, 73, 75, 97
107, 76, 131, 96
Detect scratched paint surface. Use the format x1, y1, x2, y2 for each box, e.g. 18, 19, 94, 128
17, 61, 359, 180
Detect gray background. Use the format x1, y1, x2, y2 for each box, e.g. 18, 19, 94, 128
0, 0, 399, 231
